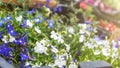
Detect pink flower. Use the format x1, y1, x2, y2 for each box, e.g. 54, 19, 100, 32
79, 2, 88, 10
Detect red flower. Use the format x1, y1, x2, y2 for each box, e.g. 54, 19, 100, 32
105, 23, 116, 32
99, 20, 105, 27
79, 2, 88, 10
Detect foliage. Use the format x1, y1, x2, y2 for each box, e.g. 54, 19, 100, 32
0, 1, 120, 68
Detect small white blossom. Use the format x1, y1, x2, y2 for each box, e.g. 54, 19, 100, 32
26, 20, 33, 28
16, 15, 22, 22
79, 35, 85, 42
54, 54, 67, 68
65, 44, 70, 52
51, 46, 58, 53
67, 27, 75, 34
9, 35, 15, 42
34, 26, 41, 33
54, 59, 66, 68
34, 18, 40, 23
102, 48, 110, 57
34, 40, 48, 55
2, 35, 8, 43
25, 62, 31, 66
50, 31, 64, 43
32, 63, 41, 68
78, 24, 87, 29
69, 63, 77, 68
84, 42, 95, 49
94, 50, 100, 55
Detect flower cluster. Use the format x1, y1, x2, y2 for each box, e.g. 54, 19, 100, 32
0, 2, 120, 68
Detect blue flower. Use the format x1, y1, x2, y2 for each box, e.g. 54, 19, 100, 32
0, 21, 4, 27
26, 8, 36, 14
53, 7, 57, 12
7, 30, 17, 36
20, 53, 29, 61
26, 65, 31, 68
2, 16, 12, 23
20, 20, 29, 28
86, 26, 93, 31
34, 17, 42, 24
58, 7, 62, 13
6, 22, 17, 36
14, 33, 28, 45
48, 19, 54, 28
0, 44, 12, 58
0, 32, 4, 39
73, 59, 77, 63
6, 22, 14, 30
7, 15, 13, 20
53, 6, 62, 13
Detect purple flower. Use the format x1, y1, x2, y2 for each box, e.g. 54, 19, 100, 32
20, 53, 29, 61
62, 66, 66, 68
48, 19, 54, 28
73, 59, 77, 63
94, 36, 101, 41
85, 20, 92, 24
53, 6, 62, 13
99, 33, 105, 39
58, 7, 62, 13
46, 0, 50, 3
0, 44, 12, 58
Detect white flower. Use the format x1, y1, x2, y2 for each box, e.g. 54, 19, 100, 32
79, 30, 85, 34
50, 31, 64, 43
34, 26, 41, 33
69, 63, 77, 68
54, 56, 66, 68
2, 35, 8, 43
79, 35, 85, 42
94, 50, 100, 55
78, 24, 87, 29
26, 20, 33, 28
9, 35, 15, 42
16, 15, 22, 22
50, 31, 58, 40
34, 18, 40, 23
65, 44, 70, 52
84, 42, 95, 49
67, 27, 75, 34
102, 48, 110, 57
34, 45, 48, 54
34, 40, 48, 55
32, 63, 41, 68
51, 46, 58, 53
25, 62, 31, 66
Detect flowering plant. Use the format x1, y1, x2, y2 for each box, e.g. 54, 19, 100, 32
0, 1, 120, 68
